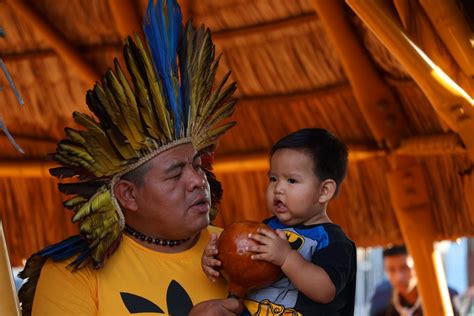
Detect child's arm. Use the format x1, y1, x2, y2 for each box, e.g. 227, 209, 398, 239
248, 228, 336, 303
201, 232, 222, 282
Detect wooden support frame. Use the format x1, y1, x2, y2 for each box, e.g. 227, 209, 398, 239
312, 0, 407, 149
108, 0, 142, 40
2, 133, 466, 177
387, 159, 453, 316
419, 0, 474, 76
346, 0, 474, 161
393, 0, 473, 96
212, 12, 317, 41
4, 0, 100, 84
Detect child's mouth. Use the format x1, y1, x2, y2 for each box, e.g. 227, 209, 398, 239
273, 199, 287, 212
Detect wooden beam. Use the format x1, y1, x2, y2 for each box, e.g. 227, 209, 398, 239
212, 12, 317, 41
108, 0, 143, 41
0, 133, 465, 176
393, 0, 473, 96
312, 0, 407, 149
1, 44, 121, 63
4, 0, 100, 84
387, 158, 453, 316
177, 0, 191, 24
239, 82, 350, 106
395, 133, 466, 156
347, 0, 474, 162
214, 144, 385, 173
0, 161, 56, 178
0, 135, 57, 158
419, 0, 474, 76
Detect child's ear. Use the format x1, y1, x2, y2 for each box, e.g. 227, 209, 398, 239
318, 179, 337, 203
114, 179, 139, 212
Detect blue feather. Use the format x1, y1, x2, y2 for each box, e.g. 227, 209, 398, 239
143, 0, 183, 135
38, 235, 89, 262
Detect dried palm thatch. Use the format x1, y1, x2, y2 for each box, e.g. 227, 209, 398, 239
0, 0, 472, 267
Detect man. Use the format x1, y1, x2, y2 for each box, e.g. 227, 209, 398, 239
370, 245, 459, 316
18, 0, 241, 315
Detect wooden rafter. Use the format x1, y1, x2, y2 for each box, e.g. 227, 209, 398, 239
177, 0, 191, 24
347, 0, 474, 161
239, 82, 349, 106
1, 44, 121, 63
393, 0, 473, 96
212, 13, 317, 41
4, 0, 100, 84
108, 0, 143, 40
1, 133, 466, 177
312, 0, 407, 148
419, 0, 474, 76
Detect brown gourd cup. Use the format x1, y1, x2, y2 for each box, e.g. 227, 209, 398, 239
216, 221, 283, 299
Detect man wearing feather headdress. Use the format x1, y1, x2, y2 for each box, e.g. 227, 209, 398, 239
17, 0, 241, 315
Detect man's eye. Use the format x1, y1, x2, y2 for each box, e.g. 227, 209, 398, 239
288, 178, 297, 184
169, 173, 181, 180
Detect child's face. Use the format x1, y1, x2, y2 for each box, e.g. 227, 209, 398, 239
266, 149, 326, 226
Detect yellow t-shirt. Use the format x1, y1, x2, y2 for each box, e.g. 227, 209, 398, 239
32, 226, 227, 315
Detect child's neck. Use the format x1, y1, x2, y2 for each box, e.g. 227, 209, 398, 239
300, 211, 332, 226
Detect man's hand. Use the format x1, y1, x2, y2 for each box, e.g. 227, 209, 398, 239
189, 298, 243, 316
247, 228, 292, 266
201, 232, 222, 282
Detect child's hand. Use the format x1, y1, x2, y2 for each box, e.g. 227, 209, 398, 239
247, 228, 292, 267
201, 232, 222, 282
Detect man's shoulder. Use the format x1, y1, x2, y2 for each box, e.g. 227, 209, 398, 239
40, 256, 97, 280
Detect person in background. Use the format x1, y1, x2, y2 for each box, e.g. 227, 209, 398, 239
370, 245, 460, 316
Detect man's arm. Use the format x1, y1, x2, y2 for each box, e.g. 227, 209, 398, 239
32, 259, 97, 315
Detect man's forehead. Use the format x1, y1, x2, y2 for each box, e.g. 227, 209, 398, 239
151, 143, 198, 166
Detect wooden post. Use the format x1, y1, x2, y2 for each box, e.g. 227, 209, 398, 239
387, 159, 453, 316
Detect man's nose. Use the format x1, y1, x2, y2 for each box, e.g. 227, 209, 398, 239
187, 167, 206, 191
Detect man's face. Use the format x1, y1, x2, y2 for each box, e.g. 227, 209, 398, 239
384, 254, 417, 295
133, 143, 211, 239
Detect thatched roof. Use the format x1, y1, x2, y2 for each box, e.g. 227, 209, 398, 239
0, 0, 472, 266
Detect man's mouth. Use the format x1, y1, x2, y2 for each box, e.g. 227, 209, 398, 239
190, 196, 210, 214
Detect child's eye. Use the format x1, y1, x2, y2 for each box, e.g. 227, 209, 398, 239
288, 178, 297, 184
269, 176, 277, 182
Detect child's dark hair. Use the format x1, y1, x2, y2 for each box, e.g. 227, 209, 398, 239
270, 128, 348, 194
382, 245, 408, 258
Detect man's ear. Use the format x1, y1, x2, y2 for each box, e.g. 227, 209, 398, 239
114, 179, 139, 212
318, 179, 337, 203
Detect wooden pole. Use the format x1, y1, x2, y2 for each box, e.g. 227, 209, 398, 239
312, 0, 407, 148
0, 221, 21, 316
5, 0, 100, 84
346, 0, 474, 161
387, 159, 453, 316
393, 0, 473, 96
419, 0, 474, 77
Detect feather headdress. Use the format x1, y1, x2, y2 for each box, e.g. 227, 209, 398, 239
22, 0, 237, 273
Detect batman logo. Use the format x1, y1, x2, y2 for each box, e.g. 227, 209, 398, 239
121, 280, 193, 314
284, 231, 304, 251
